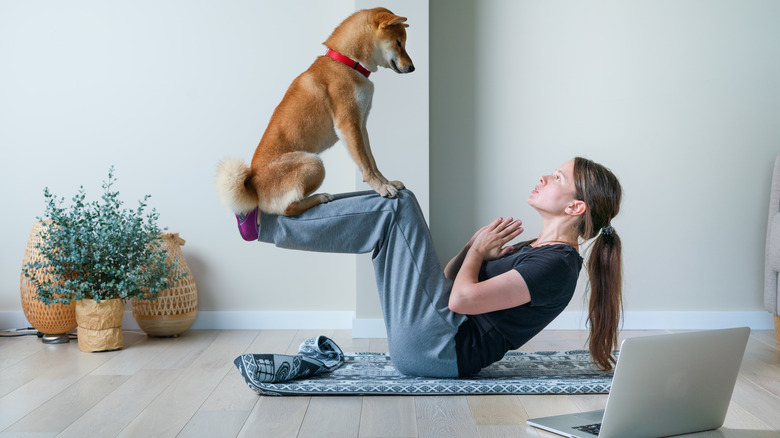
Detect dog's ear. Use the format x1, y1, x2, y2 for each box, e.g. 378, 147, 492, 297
380, 15, 408, 29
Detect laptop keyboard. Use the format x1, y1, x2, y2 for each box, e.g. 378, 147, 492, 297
572, 423, 601, 436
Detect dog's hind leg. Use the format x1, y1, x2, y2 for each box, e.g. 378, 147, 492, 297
255, 152, 334, 216
283, 192, 334, 216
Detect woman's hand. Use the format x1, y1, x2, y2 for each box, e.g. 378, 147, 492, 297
469, 217, 524, 261
449, 217, 530, 315
444, 217, 524, 280
465, 224, 489, 247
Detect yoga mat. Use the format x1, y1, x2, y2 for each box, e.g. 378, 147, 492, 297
237, 350, 614, 396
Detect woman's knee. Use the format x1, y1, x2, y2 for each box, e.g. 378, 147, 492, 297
394, 189, 425, 218
400, 188, 417, 200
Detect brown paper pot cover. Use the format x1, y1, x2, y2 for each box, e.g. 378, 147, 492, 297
76, 298, 125, 352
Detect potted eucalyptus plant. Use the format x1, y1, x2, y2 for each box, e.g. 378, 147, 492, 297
22, 167, 183, 352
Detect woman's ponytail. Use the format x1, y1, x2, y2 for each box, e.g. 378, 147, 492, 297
586, 228, 622, 370
573, 157, 623, 370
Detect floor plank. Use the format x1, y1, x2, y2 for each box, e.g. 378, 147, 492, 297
237, 396, 310, 438
0, 342, 125, 430
469, 395, 528, 426
297, 396, 363, 438
90, 331, 205, 376
730, 376, 780, 431
56, 369, 180, 438
517, 394, 580, 420
360, 396, 417, 438
135, 329, 221, 370
2, 374, 129, 435
416, 396, 479, 437
0, 334, 46, 371
0, 329, 777, 437
115, 330, 257, 438
177, 410, 250, 438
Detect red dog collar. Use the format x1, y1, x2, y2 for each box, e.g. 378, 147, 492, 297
325, 49, 371, 78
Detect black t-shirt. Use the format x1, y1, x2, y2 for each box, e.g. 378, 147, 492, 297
454, 243, 583, 376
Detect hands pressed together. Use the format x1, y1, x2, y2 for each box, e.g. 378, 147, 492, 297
446, 216, 531, 315
468, 217, 525, 261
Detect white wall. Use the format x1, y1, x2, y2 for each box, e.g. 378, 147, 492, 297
430, 0, 779, 328
3, 0, 778, 331
0, 0, 428, 328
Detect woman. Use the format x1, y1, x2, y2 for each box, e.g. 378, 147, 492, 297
238, 157, 622, 378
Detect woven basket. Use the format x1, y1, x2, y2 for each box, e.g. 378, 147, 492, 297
131, 232, 197, 337
20, 221, 77, 335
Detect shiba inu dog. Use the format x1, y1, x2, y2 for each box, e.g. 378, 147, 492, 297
215, 7, 414, 225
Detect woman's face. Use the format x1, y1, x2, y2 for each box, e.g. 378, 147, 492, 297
527, 159, 579, 215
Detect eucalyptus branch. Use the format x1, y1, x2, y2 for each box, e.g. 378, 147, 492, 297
22, 167, 186, 305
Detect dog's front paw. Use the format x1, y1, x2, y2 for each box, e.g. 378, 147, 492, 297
388, 180, 405, 191
377, 184, 400, 198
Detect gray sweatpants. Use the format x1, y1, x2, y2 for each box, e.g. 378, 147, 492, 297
258, 190, 466, 377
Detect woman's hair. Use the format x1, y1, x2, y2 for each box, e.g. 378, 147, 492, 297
573, 157, 623, 370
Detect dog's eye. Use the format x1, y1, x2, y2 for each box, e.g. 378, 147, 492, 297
396, 40, 402, 48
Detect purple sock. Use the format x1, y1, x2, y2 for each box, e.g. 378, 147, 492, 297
236, 207, 259, 241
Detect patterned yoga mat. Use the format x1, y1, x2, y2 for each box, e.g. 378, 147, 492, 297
239, 350, 614, 396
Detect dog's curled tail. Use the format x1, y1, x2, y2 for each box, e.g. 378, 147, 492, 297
215, 157, 258, 214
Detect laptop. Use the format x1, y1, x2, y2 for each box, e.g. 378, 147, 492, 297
526, 327, 750, 438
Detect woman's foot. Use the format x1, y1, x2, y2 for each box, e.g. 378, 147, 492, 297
236, 207, 259, 241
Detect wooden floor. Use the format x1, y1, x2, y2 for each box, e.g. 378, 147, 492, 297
0, 329, 778, 438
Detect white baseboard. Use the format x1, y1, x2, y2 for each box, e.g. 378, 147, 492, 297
0, 310, 355, 332
2, 310, 774, 335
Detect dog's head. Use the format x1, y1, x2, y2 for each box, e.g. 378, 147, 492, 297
371, 11, 414, 74
325, 8, 415, 74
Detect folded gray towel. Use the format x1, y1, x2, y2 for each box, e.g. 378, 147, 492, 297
234, 336, 345, 386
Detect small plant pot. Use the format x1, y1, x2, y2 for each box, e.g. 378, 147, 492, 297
75, 298, 125, 352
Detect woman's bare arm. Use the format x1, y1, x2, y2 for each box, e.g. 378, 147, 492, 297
448, 217, 529, 314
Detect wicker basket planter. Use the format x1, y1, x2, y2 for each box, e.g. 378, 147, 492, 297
131, 233, 197, 337
20, 221, 77, 342
775, 315, 780, 342
76, 298, 125, 352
